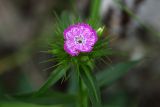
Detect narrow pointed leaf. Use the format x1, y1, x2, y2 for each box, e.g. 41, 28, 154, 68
80, 66, 101, 107
0, 102, 63, 107
96, 61, 139, 87
90, 0, 100, 20
34, 64, 69, 96
7, 91, 76, 105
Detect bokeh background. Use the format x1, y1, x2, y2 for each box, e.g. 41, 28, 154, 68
0, 0, 160, 107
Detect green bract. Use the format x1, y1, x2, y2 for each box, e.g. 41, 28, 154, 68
34, 12, 112, 107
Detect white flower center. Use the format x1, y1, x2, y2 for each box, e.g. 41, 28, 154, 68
75, 36, 85, 44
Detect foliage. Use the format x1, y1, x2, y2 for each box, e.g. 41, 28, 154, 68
0, 0, 140, 107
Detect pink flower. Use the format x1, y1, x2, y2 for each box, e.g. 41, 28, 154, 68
64, 23, 98, 56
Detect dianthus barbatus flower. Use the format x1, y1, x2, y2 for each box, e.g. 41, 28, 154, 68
64, 23, 98, 56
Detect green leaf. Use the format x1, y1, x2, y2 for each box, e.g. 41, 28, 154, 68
80, 66, 101, 107
34, 64, 69, 96
78, 79, 88, 107
90, 0, 100, 20
67, 70, 79, 94
96, 61, 139, 87
67, 70, 80, 107
0, 102, 63, 107
8, 91, 76, 105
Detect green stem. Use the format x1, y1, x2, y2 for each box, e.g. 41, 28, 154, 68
79, 78, 88, 107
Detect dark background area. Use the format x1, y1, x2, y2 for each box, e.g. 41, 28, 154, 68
0, 0, 160, 107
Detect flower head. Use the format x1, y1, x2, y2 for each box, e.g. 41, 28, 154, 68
64, 23, 98, 56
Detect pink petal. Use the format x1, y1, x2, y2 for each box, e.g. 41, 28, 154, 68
63, 23, 98, 56
64, 41, 79, 56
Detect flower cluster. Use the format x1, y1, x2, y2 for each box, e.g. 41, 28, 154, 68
63, 23, 98, 56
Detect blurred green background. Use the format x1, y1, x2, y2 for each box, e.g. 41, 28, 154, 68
0, 0, 160, 107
